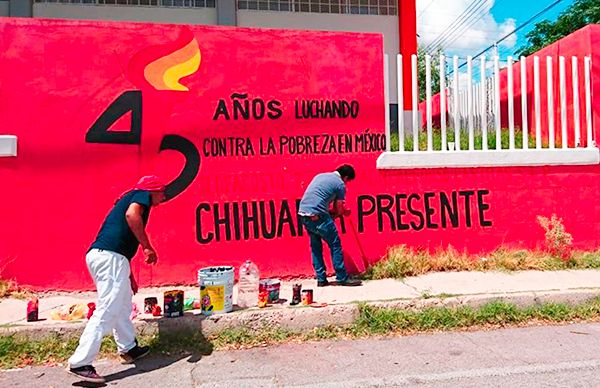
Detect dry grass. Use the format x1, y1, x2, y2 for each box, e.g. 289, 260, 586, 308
364, 245, 600, 280
0, 278, 34, 299
0, 279, 14, 298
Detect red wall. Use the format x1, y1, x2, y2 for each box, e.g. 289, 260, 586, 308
1, 18, 600, 291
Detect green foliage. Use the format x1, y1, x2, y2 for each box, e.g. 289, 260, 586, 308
516, 0, 600, 57
0, 334, 115, 370
390, 127, 539, 152
417, 46, 443, 101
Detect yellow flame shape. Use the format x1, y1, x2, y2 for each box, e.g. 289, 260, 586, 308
144, 38, 201, 91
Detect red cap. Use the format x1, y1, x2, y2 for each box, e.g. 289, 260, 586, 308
133, 175, 166, 192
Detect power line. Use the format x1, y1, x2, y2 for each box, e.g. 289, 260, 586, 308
451, 0, 565, 73
417, 0, 436, 20
437, 2, 494, 52
424, 0, 485, 52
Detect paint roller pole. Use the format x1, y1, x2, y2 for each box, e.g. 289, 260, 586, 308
347, 217, 369, 271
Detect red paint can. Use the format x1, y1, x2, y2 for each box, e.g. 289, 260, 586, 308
291, 283, 302, 305
144, 297, 158, 314
27, 297, 39, 322
301, 289, 313, 306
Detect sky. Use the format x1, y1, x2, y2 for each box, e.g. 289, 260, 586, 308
416, 0, 576, 60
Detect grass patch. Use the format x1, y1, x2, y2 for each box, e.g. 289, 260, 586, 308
0, 334, 116, 370
363, 245, 600, 280
390, 127, 544, 152
0, 329, 215, 370
5, 298, 600, 368
353, 297, 600, 335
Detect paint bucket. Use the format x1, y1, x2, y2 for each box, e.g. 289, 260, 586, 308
198, 266, 234, 315
290, 283, 302, 305
301, 289, 313, 305
259, 279, 281, 303
163, 290, 184, 318
144, 297, 158, 314
27, 297, 39, 322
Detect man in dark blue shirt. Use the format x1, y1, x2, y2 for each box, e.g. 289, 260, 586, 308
299, 165, 362, 287
68, 176, 166, 384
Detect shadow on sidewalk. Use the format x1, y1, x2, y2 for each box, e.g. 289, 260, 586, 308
72, 314, 214, 387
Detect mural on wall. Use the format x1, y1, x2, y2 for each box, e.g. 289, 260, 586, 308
5, 18, 599, 291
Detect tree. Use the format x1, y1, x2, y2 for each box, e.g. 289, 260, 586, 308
417, 46, 442, 102
516, 0, 600, 57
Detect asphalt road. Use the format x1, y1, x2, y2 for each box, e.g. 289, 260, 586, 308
3, 322, 600, 387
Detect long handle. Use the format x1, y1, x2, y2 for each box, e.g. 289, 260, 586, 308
347, 218, 369, 270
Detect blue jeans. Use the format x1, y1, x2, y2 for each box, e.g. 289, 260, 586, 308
301, 214, 348, 282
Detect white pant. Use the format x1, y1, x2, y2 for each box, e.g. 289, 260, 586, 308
68, 249, 136, 368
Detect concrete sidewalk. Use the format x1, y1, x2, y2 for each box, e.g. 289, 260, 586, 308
1, 269, 600, 337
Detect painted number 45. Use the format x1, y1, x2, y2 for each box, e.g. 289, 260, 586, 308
85, 91, 200, 199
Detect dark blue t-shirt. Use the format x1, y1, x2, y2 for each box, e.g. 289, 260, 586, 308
90, 190, 152, 260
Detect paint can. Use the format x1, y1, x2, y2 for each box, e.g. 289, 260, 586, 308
258, 290, 269, 308
290, 283, 302, 305
26, 297, 39, 322
259, 279, 281, 303
144, 297, 158, 314
163, 290, 184, 318
301, 289, 313, 305
198, 266, 234, 316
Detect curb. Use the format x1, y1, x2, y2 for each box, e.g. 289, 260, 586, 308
2, 288, 599, 340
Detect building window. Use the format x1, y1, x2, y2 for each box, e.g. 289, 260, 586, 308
34, 0, 216, 7
237, 0, 397, 15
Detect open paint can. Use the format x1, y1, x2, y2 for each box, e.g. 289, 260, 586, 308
259, 279, 281, 303
144, 297, 158, 314
163, 290, 184, 318
198, 266, 234, 315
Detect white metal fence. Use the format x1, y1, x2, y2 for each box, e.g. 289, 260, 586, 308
378, 53, 598, 169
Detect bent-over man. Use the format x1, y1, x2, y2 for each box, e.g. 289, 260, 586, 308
298, 164, 362, 287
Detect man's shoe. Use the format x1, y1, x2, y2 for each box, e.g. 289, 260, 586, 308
317, 280, 329, 287
120, 345, 150, 364
337, 278, 362, 287
67, 365, 105, 383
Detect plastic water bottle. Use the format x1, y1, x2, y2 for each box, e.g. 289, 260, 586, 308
237, 260, 259, 308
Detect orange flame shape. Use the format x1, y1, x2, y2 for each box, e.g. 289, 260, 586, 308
143, 37, 201, 91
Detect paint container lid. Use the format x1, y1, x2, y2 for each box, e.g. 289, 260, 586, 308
259, 278, 280, 286
198, 266, 234, 281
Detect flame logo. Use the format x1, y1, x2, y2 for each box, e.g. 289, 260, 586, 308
128, 28, 201, 92
144, 38, 200, 91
